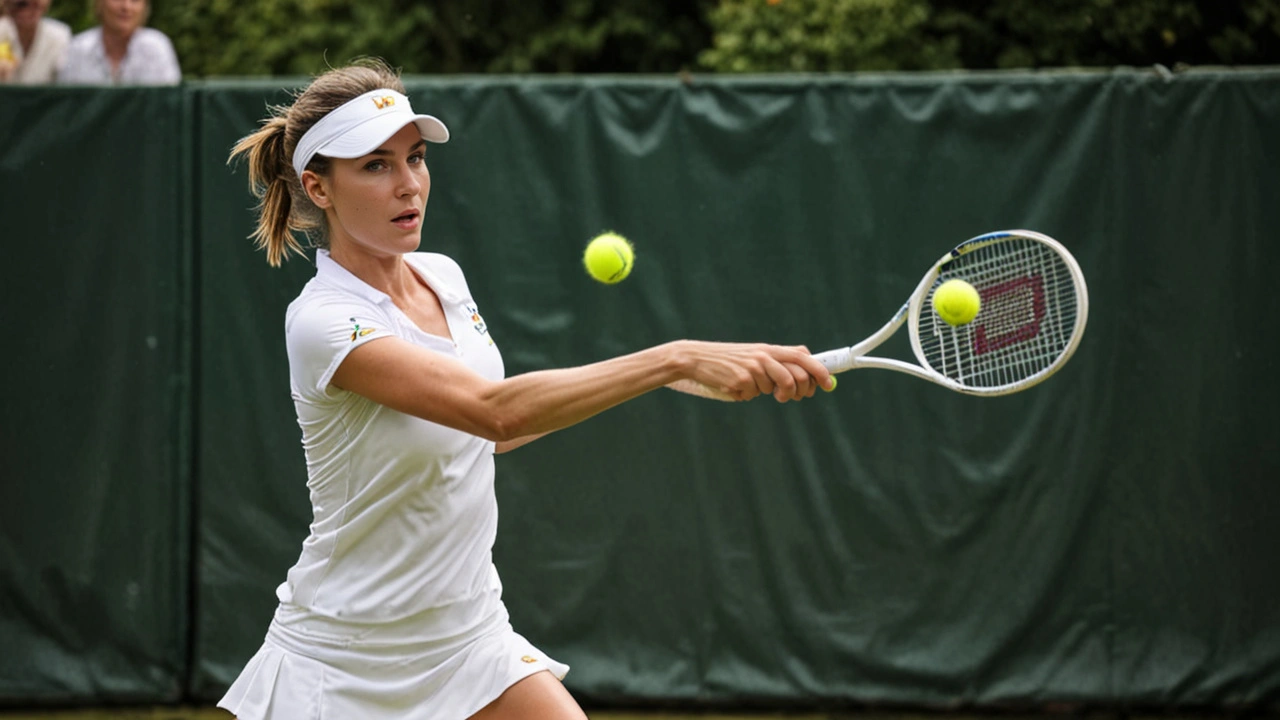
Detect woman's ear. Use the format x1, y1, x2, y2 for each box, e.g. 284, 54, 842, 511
301, 170, 331, 209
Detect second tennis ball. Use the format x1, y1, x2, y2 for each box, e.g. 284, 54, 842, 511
583, 232, 634, 284
932, 279, 982, 325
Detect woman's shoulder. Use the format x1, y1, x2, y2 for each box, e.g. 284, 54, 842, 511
413, 251, 463, 272
131, 26, 177, 52
288, 276, 385, 322
409, 252, 474, 298
410, 251, 467, 280
40, 17, 72, 42
285, 291, 394, 361
135, 26, 174, 42
68, 25, 101, 43
63, 26, 101, 52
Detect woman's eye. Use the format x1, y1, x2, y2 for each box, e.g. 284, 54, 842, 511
408, 153, 425, 165
364, 160, 386, 171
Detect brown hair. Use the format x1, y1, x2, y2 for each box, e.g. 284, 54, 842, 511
229, 58, 406, 266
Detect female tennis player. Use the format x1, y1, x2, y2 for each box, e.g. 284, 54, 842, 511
219, 58, 833, 720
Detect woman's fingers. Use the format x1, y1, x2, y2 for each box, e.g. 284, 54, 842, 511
780, 361, 816, 402
742, 346, 828, 403
680, 341, 833, 403
761, 354, 799, 402
787, 345, 834, 393
761, 346, 832, 402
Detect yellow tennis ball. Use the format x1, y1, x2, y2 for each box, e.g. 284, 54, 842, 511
583, 232, 634, 284
932, 279, 982, 325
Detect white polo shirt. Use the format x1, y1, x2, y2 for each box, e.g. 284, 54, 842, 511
278, 250, 504, 621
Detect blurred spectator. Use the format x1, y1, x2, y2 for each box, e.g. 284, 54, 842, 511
0, 0, 71, 83
58, 0, 178, 85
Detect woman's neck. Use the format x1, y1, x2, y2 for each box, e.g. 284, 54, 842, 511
330, 246, 416, 299
17, 22, 38, 54
101, 26, 134, 67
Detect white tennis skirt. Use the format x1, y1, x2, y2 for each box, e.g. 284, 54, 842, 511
217, 588, 569, 720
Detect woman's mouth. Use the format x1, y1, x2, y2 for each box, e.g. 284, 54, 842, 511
392, 210, 420, 230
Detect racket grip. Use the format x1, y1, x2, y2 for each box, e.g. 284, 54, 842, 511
813, 347, 854, 374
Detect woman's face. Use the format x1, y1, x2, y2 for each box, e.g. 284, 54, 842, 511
98, 0, 146, 37
5, 0, 49, 33
308, 123, 433, 260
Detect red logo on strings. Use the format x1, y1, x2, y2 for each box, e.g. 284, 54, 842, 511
973, 275, 1045, 355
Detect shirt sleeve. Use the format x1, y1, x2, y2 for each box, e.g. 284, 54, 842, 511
286, 295, 396, 404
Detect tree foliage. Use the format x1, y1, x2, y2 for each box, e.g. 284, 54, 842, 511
44, 0, 1280, 76
934, 0, 1280, 69
47, 0, 714, 76
700, 0, 960, 72
700, 0, 1280, 72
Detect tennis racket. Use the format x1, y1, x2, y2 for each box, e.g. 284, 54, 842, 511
674, 229, 1089, 399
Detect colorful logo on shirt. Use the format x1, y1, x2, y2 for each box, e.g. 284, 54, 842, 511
349, 317, 377, 342
521, 655, 538, 664
466, 304, 494, 346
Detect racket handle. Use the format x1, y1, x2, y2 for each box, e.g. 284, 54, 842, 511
813, 347, 854, 374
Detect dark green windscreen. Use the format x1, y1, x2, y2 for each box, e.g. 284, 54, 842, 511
0, 88, 191, 702
1, 69, 1277, 708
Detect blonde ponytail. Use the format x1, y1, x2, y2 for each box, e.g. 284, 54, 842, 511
230, 114, 309, 267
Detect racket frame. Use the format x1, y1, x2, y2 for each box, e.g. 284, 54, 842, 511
814, 229, 1089, 396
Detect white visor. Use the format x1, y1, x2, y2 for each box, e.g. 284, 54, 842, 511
292, 89, 449, 180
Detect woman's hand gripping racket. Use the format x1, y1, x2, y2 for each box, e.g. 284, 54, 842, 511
672, 229, 1089, 399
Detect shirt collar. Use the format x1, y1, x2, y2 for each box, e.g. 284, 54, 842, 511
314, 250, 462, 305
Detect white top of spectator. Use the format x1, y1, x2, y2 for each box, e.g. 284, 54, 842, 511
0, 16, 70, 84
57, 25, 180, 85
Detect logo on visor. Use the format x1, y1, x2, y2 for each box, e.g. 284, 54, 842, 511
372, 95, 396, 110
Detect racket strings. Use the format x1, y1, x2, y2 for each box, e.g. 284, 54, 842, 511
919, 239, 1079, 388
